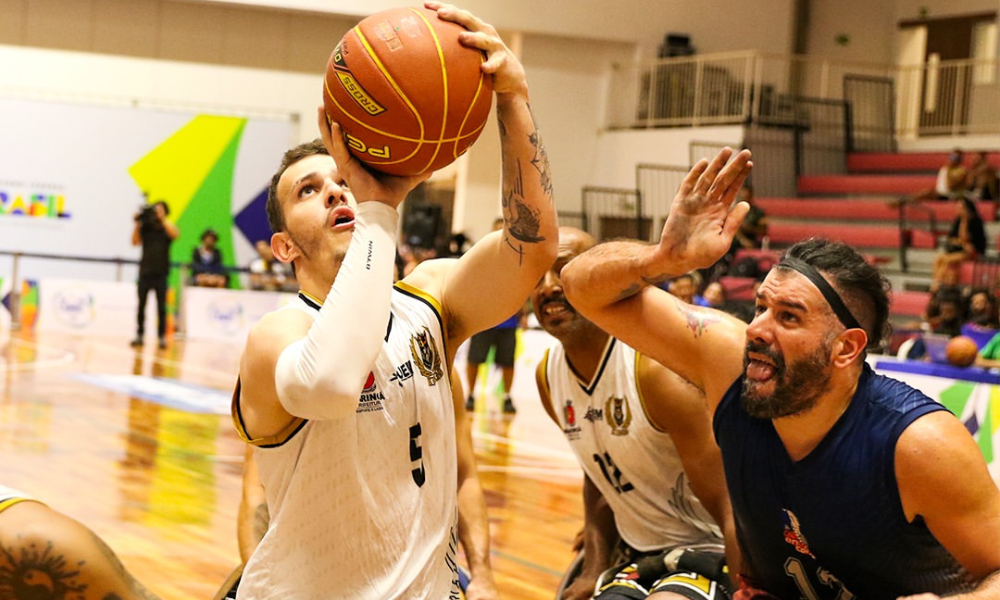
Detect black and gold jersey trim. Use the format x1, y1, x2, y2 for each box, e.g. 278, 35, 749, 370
570, 337, 616, 396
393, 280, 448, 359
231, 377, 308, 448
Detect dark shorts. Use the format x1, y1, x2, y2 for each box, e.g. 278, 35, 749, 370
467, 326, 517, 366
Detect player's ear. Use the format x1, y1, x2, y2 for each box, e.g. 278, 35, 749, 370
832, 327, 868, 368
271, 232, 296, 264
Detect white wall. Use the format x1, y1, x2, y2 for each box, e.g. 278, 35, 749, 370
894, 0, 1000, 21
806, 0, 896, 64
587, 126, 745, 190
189, 0, 797, 56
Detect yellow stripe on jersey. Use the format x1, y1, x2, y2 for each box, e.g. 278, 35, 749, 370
0, 496, 38, 514
231, 377, 308, 448
536, 348, 554, 418
634, 352, 669, 434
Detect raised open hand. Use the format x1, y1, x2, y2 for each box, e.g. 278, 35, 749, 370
653, 148, 753, 272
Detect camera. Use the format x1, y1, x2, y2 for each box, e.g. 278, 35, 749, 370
136, 205, 158, 228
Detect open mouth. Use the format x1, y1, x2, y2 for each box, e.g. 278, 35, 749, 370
329, 206, 355, 229
539, 298, 574, 320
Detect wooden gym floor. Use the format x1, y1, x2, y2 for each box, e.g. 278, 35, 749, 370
0, 326, 583, 599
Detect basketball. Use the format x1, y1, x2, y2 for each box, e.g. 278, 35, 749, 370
946, 335, 979, 367
323, 6, 494, 176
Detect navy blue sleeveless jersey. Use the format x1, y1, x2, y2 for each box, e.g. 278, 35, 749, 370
714, 364, 975, 599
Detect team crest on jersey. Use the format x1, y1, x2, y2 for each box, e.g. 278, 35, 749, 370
604, 396, 632, 435
782, 508, 816, 558
409, 327, 444, 386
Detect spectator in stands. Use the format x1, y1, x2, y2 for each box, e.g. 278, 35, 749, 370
666, 272, 700, 304
966, 287, 999, 329
131, 200, 178, 349
397, 244, 437, 279
912, 148, 968, 203
928, 289, 966, 338
967, 151, 999, 215
931, 196, 986, 284
248, 239, 292, 292
731, 185, 767, 250
975, 330, 1000, 367
190, 228, 227, 288
702, 186, 767, 283
702, 280, 753, 323
447, 232, 470, 257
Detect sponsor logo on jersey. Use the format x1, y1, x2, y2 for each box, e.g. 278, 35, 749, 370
564, 399, 576, 426
781, 508, 816, 558
562, 400, 582, 440
389, 360, 414, 386
357, 371, 385, 413
362, 371, 377, 393
583, 407, 603, 422
409, 327, 444, 386
605, 396, 632, 436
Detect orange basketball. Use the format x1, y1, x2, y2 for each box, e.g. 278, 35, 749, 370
323, 6, 493, 176
946, 335, 979, 367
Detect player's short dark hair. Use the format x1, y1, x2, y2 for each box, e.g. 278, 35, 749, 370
266, 139, 329, 234
784, 238, 891, 348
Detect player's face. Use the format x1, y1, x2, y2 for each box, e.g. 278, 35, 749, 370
276, 154, 357, 266
531, 230, 592, 339
741, 269, 836, 419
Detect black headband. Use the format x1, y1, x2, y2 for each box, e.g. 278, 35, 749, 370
777, 257, 863, 332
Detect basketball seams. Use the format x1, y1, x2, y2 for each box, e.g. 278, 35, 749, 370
452, 72, 490, 159
353, 25, 426, 167
323, 6, 492, 175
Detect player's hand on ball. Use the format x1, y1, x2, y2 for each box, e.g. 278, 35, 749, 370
425, 1, 528, 98
317, 108, 430, 210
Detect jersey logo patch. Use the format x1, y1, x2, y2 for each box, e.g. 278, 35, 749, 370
605, 396, 632, 435
409, 327, 444, 386
583, 407, 603, 422
782, 508, 816, 558
564, 399, 577, 426
357, 371, 386, 413
562, 400, 582, 440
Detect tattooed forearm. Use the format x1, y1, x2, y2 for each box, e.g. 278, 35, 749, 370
525, 105, 554, 200
674, 299, 722, 338
500, 159, 546, 265
614, 283, 644, 302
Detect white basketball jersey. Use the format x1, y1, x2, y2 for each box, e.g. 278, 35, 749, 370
234, 282, 460, 600
539, 338, 721, 551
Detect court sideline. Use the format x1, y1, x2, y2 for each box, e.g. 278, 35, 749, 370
0, 326, 583, 599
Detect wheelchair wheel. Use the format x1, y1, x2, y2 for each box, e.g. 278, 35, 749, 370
555, 550, 586, 600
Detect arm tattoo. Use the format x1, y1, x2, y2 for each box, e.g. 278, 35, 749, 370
614, 283, 643, 302
0, 539, 87, 600
502, 160, 546, 265
526, 105, 554, 200
674, 299, 721, 338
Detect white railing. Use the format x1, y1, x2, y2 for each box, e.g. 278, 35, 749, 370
608, 52, 1000, 139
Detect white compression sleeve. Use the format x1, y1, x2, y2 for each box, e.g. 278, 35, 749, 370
274, 201, 399, 420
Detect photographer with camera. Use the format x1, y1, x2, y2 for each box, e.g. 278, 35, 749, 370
131, 200, 179, 349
